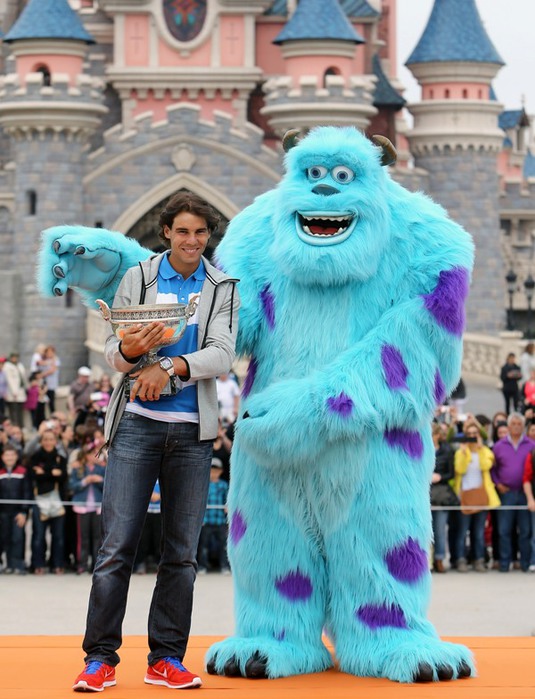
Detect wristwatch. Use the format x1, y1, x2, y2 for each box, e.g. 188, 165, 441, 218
158, 356, 174, 377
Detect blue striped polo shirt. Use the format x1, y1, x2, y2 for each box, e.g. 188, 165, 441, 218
125, 253, 205, 423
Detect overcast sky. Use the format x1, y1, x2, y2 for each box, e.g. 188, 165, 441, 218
397, 0, 535, 113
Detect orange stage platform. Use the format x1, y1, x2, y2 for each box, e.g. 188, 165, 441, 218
2, 636, 534, 699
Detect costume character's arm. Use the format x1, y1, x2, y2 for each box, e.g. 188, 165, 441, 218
37, 225, 151, 309
238, 217, 474, 467
214, 191, 276, 357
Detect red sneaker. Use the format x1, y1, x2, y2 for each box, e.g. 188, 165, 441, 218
145, 657, 202, 689
73, 661, 116, 692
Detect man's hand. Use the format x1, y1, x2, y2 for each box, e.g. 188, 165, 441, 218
15, 513, 26, 528
496, 483, 509, 494
120, 322, 166, 360
129, 363, 170, 402
431, 473, 441, 484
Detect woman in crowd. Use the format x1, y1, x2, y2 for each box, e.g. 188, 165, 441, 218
70, 440, 106, 574
430, 422, 456, 573
42, 345, 60, 415
453, 421, 500, 572
30, 429, 68, 574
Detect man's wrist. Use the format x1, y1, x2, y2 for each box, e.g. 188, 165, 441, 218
118, 341, 143, 364
173, 356, 191, 380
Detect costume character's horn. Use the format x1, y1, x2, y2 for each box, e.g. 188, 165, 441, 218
371, 135, 397, 166
282, 129, 302, 152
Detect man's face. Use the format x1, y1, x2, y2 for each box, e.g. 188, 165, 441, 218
164, 211, 210, 274
509, 417, 524, 438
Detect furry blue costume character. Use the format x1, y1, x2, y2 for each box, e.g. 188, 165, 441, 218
38, 126, 474, 684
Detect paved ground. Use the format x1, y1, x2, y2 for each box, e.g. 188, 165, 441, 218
2, 566, 534, 638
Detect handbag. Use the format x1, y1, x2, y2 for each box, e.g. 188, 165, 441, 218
35, 485, 65, 521
460, 487, 488, 516
430, 482, 460, 507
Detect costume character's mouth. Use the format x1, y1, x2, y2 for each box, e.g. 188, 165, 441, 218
295, 211, 357, 246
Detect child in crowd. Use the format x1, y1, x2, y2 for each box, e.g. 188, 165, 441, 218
197, 459, 229, 574
0, 444, 32, 573
70, 440, 106, 574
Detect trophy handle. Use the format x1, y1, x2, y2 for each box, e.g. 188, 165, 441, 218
96, 298, 111, 321
185, 294, 200, 319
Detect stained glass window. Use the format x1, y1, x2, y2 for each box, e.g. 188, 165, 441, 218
163, 0, 207, 42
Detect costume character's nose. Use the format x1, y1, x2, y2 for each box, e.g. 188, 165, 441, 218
311, 184, 340, 196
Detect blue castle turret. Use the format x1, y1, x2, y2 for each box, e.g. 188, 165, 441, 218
0, 0, 106, 376
273, 0, 364, 44
3, 0, 94, 43
263, 0, 376, 135
406, 0, 505, 334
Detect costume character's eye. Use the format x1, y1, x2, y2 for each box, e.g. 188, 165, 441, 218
331, 166, 355, 184
307, 166, 328, 181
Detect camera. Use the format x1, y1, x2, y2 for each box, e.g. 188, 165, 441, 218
457, 435, 478, 443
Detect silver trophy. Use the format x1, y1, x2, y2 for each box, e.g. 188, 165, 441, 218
96, 296, 199, 397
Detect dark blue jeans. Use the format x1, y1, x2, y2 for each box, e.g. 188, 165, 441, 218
31, 506, 65, 569
83, 413, 213, 666
455, 510, 487, 562
0, 510, 26, 570
497, 489, 531, 570
431, 509, 449, 560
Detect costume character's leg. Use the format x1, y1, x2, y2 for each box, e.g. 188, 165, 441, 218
206, 450, 333, 678
326, 434, 474, 683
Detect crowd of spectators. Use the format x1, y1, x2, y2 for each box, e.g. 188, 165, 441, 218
9, 346, 535, 580
0, 347, 238, 576
431, 380, 535, 573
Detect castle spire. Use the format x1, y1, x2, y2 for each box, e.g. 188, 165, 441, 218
274, 0, 364, 44
406, 0, 503, 67
3, 0, 94, 44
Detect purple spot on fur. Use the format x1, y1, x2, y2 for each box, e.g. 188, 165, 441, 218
327, 393, 354, 417
356, 603, 408, 630
229, 511, 247, 546
434, 370, 446, 405
422, 267, 469, 337
385, 538, 428, 583
384, 428, 423, 459
274, 630, 286, 642
259, 285, 275, 331
212, 254, 225, 272
275, 570, 313, 602
241, 357, 257, 399
381, 344, 408, 390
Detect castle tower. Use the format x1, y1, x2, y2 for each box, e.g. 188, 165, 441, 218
0, 0, 107, 375
405, 0, 505, 335
261, 0, 377, 135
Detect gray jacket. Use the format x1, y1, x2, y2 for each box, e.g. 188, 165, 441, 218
103, 252, 239, 444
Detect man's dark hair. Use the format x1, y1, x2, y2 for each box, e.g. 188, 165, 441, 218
158, 191, 220, 248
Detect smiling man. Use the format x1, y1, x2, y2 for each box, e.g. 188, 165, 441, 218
73, 192, 239, 692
